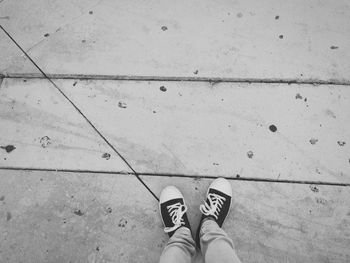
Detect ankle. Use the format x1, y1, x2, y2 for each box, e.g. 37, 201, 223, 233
202, 216, 216, 224
178, 226, 191, 232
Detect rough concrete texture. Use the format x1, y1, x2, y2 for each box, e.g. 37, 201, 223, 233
2, 78, 348, 183
0, 78, 130, 172
1, 0, 350, 81
0, 170, 349, 263
1, 0, 350, 262
0, 170, 163, 263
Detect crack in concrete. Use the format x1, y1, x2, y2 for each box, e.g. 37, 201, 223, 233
2, 73, 350, 86
0, 167, 349, 187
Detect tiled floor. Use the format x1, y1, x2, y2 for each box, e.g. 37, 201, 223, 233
0, 0, 350, 262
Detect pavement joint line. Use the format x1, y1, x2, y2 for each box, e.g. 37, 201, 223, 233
1, 73, 350, 86
0, 167, 349, 187
0, 25, 159, 202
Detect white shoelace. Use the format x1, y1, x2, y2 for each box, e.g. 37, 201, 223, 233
164, 202, 187, 233
199, 193, 226, 220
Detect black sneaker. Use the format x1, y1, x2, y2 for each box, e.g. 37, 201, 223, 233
195, 178, 232, 247
159, 186, 191, 237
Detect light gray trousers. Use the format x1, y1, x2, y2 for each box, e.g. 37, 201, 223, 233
159, 220, 242, 263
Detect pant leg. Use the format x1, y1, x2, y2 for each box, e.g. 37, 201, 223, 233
159, 227, 196, 263
200, 219, 242, 263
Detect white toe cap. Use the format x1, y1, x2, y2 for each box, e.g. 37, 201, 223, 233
209, 178, 232, 196
160, 186, 184, 203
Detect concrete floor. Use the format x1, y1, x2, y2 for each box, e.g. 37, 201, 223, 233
1, 0, 350, 262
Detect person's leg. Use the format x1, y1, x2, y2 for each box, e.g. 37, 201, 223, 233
159, 186, 196, 263
159, 226, 196, 263
196, 178, 242, 263
200, 218, 241, 263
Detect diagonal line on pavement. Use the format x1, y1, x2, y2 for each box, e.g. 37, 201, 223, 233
0, 25, 159, 201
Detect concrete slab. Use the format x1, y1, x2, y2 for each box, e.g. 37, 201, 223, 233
0, 0, 98, 74
0, 78, 130, 172
0, 29, 40, 76
1, 170, 349, 263
51, 78, 349, 183
0, 170, 162, 263
1, 0, 350, 81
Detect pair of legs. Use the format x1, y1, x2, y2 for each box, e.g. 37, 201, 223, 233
158, 178, 242, 263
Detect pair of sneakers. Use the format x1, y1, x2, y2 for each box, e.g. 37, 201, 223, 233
159, 178, 232, 247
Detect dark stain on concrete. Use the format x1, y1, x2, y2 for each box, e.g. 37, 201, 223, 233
6, 211, 12, 221
89, 11, 93, 15
161, 26, 168, 31
295, 93, 303, 99
118, 218, 128, 227
118, 101, 127, 108
247, 151, 254, 159
160, 86, 167, 92
193, 70, 199, 75
73, 81, 78, 86
309, 185, 319, 193
0, 195, 5, 201
337, 141, 346, 146
40, 136, 51, 148
102, 153, 111, 160
0, 16, 10, 20
279, 35, 284, 39
269, 125, 277, 132
237, 12, 243, 18
309, 138, 318, 145
275, 15, 279, 20
330, 46, 339, 49
0, 145, 16, 153
44, 33, 50, 37
106, 207, 112, 214
73, 209, 84, 216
